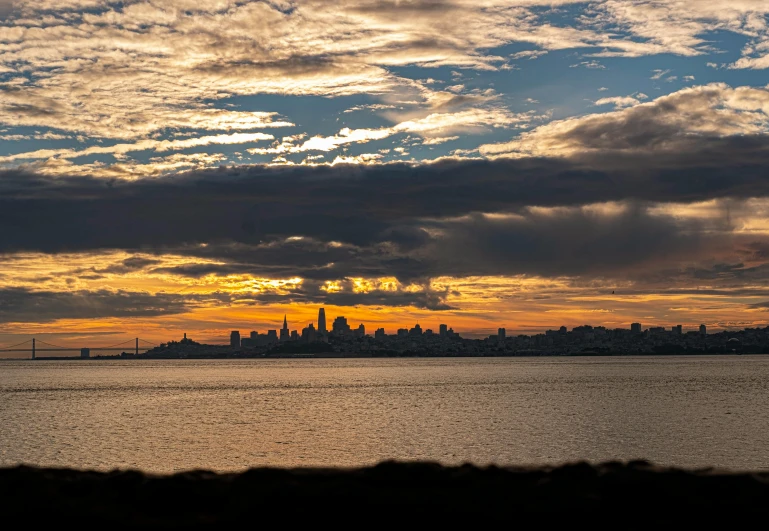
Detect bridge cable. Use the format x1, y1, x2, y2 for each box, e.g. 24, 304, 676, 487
0, 338, 33, 350
90, 339, 139, 350
35, 340, 73, 349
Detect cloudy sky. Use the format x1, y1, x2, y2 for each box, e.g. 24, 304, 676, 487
2, 0, 769, 349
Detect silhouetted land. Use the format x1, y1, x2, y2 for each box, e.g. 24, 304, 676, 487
110, 324, 769, 358
3, 462, 769, 526
10, 325, 769, 360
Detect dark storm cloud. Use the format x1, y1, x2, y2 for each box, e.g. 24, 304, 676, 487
617, 259, 769, 287
100, 257, 162, 274
152, 237, 429, 282
0, 288, 193, 323
0, 282, 453, 323
2, 146, 769, 249
2, 135, 769, 282
143, 204, 720, 282
235, 280, 454, 311
420, 206, 710, 278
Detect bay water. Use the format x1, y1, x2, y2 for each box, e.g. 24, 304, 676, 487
1, 356, 767, 472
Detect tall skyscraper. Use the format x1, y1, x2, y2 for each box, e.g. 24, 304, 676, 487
302, 323, 317, 342
631, 323, 642, 334
280, 315, 290, 341
318, 308, 327, 333
498, 328, 506, 340
700, 324, 707, 336
332, 316, 351, 335
439, 324, 448, 337
409, 323, 423, 336
230, 330, 241, 347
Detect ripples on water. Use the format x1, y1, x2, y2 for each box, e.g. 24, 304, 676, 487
1, 356, 767, 472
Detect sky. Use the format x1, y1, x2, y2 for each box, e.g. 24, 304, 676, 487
2, 1, 769, 350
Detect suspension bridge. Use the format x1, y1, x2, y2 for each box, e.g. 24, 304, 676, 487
0, 337, 159, 359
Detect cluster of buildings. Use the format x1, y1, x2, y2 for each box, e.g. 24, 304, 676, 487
228, 307, 713, 349
143, 315, 769, 358
225, 308, 757, 357
500, 323, 714, 356
629, 323, 706, 336
229, 307, 463, 348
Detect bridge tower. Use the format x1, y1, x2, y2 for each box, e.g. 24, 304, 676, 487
32, 338, 35, 360
135, 338, 139, 356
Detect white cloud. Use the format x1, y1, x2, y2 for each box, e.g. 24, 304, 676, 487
330, 153, 384, 165
343, 103, 398, 114
255, 106, 532, 157
570, 60, 606, 69
299, 128, 394, 152
730, 42, 769, 70
480, 83, 769, 158
421, 136, 460, 145
510, 50, 548, 60
598, 1, 769, 62
0, 132, 274, 163
19, 152, 228, 178
249, 108, 535, 156
595, 96, 643, 109
1, 0, 769, 171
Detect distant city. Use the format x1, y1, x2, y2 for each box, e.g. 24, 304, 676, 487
228, 308, 462, 348
136, 307, 769, 359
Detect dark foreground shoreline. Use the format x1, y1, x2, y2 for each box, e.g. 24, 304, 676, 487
2, 461, 769, 526
1, 351, 759, 361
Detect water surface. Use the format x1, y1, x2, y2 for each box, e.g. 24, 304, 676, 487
1, 356, 767, 472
